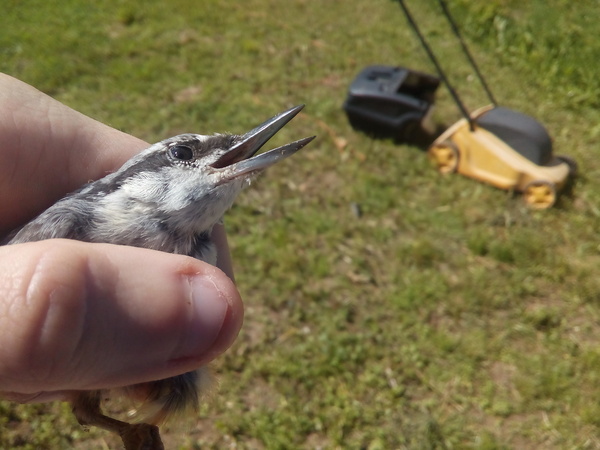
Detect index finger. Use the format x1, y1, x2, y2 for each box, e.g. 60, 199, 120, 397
0, 73, 148, 235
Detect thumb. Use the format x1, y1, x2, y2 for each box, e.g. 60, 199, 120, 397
0, 239, 243, 399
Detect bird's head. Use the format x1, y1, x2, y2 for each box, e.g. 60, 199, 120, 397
94, 105, 315, 235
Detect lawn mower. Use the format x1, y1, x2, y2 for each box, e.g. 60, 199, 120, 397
398, 0, 575, 209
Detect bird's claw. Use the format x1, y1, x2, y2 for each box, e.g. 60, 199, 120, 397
119, 423, 165, 450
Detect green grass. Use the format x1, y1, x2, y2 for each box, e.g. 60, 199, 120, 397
2, 0, 600, 448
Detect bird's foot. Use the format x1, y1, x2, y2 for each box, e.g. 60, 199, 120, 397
119, 423, 165, 450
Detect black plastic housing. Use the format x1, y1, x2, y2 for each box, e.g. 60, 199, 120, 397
343, 65, 440, 140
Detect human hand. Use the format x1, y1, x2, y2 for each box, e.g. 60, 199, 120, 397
0, 73, 243, 402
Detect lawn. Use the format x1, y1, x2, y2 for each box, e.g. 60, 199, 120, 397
1, 0, 600, 448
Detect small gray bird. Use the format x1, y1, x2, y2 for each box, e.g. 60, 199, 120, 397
7, 105, 315, 450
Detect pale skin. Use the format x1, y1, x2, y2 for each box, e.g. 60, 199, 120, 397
0, 73, 243, 403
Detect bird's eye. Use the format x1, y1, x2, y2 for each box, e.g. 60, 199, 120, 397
169, 145, 194, 161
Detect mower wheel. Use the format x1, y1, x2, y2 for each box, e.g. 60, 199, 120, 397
523, 180, 556, 209
429, 140, 459, 174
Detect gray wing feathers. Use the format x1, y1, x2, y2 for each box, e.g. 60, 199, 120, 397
7, 202, 92, 244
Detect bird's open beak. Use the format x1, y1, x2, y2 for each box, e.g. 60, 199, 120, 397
211, 105, 315, 179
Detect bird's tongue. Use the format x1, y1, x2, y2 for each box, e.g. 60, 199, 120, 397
223, 136, 315, 179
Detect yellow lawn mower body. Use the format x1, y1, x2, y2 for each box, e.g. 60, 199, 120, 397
428, 105, 573, 209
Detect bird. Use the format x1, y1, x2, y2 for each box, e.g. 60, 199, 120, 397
6, 104, 315, 450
